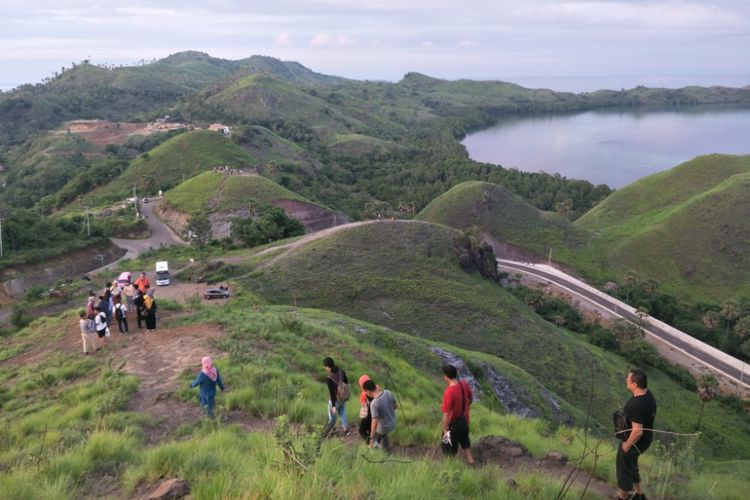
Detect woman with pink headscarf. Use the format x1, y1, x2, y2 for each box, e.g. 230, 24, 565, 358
358, 374, 379, 443
190, 356, 225, 419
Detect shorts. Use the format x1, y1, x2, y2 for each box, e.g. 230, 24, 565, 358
448, 416, 471, 454
616, 444, 642, 491
96, 329, 107, 338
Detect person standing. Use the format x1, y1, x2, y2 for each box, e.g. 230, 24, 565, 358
134, 291, 145, 329
616, 369, 657, 500
114, 299, 129, 334
441, 364, 475, 465
323, 357, 350, 436
86, 295, 97, 332
143, 292, 157, 332
122, 282, 136, 310
365, 379, 397, 451
93, 305, 109, 348
79, 311, 98, 355
190, 356, 225, 419
134, 272, 150, 294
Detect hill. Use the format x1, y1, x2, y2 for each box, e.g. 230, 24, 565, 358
82, 130, 256, 205
1, 250, 748, 498
163, 171, 347, 235
416, 181, 592, 264
243, 220, 750, 452
577, 154, 750, 302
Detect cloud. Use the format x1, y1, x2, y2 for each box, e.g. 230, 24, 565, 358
420, 41, 434, 47
458, 40, 479, 47
309, 33, 355, 47
275, 32, 292, 46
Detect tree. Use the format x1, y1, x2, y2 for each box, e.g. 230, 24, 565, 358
720, 300, 741, 338
623, 271, 638, 302
696, 374, 719, 430
611, 318, 642, 347
635, 306, 649, 335
702, 310, 720, 332
187, 211, 212, 252
554, 198, 573, 219
734, 316, 750, 341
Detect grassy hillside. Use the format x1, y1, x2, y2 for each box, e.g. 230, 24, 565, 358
417, 181, 592, 264
577, 154, 750, 302
164, 171, 305, 214
84, 130, 255, 205
1, 275, 748, 498
244, 221, 750, 455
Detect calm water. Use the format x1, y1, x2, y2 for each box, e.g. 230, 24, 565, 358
462, 108, 750, 188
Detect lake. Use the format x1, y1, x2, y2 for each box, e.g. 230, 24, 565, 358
461, 108, 750, 188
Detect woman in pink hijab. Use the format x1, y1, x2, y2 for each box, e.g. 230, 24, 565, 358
358, 374, 379, 443
190, 356, 225, 419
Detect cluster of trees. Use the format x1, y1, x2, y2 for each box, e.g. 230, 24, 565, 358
186, 202, 305, 253
605, 271, 750, 362
508, 282, 697, 390
231, 205, 305, 247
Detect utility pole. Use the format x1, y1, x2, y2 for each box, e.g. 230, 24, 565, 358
133, 184, 140, 219
0, 217, 4, 258
83, 206, 90, 237
548, 247, 552, 267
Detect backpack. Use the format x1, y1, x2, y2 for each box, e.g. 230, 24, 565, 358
115, 304, 123, 320
330, 370, 351, 402
613, 409, 629, 441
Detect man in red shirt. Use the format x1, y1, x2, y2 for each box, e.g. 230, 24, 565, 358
441, 364, 475, 465
134, 272, 150, 294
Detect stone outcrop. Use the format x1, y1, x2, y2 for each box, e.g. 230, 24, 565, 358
473, 435, 530, 464
429, 346, 482, 401
482, 364, 540, 418
146, 479, 190, 500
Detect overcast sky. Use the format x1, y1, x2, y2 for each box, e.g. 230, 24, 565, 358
2, 0, 749, 92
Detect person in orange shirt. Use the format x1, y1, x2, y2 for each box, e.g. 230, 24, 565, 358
134, 272, 150, 294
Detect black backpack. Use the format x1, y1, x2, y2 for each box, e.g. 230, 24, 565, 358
613, 409, 629, 440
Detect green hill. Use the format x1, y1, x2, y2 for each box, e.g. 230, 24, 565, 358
86, 130, 255, 204
164, 171, 305, 214
577, 154, 750, 302
417, 181, 592, 264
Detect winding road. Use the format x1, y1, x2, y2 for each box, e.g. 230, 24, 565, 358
498, 259, 750, 394
110, 201, 185, 260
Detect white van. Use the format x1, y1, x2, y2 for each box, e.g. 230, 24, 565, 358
155, 261, 170, 286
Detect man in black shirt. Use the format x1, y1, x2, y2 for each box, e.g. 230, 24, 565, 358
617, 369, 657, 500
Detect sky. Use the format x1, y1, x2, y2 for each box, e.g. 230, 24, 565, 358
2, 0, 749, 92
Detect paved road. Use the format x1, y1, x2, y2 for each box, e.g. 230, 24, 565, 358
110, 201, 185, 261
498, 259, 750, 391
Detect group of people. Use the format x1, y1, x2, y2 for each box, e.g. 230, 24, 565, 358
323, 357, 476, 464
78, 271, 159, 354
186, 352, 656, 498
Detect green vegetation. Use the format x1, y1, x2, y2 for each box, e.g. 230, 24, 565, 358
417, 181, 593, 265
230, 205, 305, 247
245, 220, 750, 458
86, 130, 256, 204
576, 154, 750, 304
164, 170, 304, 214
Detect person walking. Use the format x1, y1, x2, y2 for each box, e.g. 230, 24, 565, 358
441, 364, 475, 465
358, 374, 378, 443
323, 357, 351, 436
114, 299, 129, 334
190, 356, 225, 418
103, 287, 114, 326
79, 311, 98, 355
93, 305, 110, 348
616, 369, 657, 500
365, 379, 397, 451
143, 292, 157, 332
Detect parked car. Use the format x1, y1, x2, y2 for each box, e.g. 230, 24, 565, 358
203, 288, 230, 300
